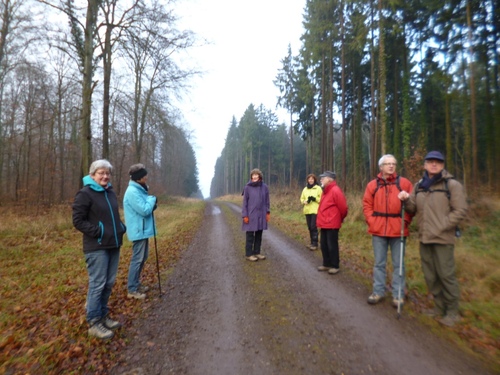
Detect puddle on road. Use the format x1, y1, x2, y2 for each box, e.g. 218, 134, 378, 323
210, 206, 221, 215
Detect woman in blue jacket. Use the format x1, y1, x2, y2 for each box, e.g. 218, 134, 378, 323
73, 159, 126, 340
241, 168, 270, 261
123, 164, 157, 299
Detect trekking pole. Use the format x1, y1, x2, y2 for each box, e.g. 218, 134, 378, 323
152, 212, 162, 297
397, 202, 405, 319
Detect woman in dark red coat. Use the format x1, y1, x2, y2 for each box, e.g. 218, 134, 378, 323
241, 168, 270, 261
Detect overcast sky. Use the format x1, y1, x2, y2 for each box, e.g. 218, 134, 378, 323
174, 0, 306, 198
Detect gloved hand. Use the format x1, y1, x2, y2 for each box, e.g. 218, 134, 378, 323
243, 217, 249, 224
266, 213, 270, 222
307, 196, 316, 203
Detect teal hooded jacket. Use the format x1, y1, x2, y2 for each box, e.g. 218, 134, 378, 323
123, 180, 157, 242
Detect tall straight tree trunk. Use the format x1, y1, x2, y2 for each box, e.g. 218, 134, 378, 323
378, 0, 386, 155
81, 0, 98, 179
321, 56, 327, 171
466, 0, 478, 183
370, 0, 377, 177
102, 25, 112, 159
340, 2, 346, 189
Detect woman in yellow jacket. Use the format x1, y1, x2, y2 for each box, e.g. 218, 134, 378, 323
300, 174, 323, 250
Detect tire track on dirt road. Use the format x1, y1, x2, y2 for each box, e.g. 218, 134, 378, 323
111, 201, 494, 375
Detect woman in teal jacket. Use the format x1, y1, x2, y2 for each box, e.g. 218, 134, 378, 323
300, 174, 323, 250
123, 164, 157, 299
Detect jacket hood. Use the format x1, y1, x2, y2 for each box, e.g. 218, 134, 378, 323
377, 172, 398, 182
83, 175, 111, 192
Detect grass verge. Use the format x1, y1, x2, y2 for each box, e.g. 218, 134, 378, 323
0, 197, 206, 374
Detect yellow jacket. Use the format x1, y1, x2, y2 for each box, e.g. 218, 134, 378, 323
300, 184, 322, 215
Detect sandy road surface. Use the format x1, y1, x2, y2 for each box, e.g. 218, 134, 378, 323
111, 201, 494, 375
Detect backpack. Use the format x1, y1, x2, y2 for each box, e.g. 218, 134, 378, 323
415, 178, 461, 237
372, 175, 402, 197
371, 176, 403, 218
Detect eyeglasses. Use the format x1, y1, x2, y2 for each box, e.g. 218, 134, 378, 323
383, 163, 397, 166
96, 171, 111, 176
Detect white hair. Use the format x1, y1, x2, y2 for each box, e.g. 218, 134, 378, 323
378, 154, 396, 167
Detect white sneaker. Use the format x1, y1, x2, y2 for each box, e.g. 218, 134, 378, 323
127, 291, 146, 300
246, 255, 258, 262
255, 254, 266, 260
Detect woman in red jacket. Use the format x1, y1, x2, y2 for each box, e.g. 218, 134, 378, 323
316, 171, 348, 275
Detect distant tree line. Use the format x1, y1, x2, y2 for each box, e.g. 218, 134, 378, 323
213, 0, 500, 197
209, 104, 307, 198
0, 0, 200, 204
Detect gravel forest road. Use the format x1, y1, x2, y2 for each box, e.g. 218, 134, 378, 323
110, 201, 494, 375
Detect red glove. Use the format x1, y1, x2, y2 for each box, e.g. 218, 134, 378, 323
243, 217, 249, 224
266, 213, 270, 222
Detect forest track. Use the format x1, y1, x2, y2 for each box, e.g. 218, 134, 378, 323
110, 201, 495, 375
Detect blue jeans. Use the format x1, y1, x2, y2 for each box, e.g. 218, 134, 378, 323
128, 239, 149, 292
372, 236, 406, 297
85, 248, 120, 322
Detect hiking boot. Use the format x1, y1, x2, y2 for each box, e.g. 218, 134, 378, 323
439, 312, 461, 327
246, 255, 258, 262
88, 320, 114, 340
255, 254, 266, 260
103, 316, 122, 330
328, 268, 340, 275
317, 266, 331, 272
392, 297, 404, 308
422, 307, 442, 317
367, 293, 384, 304
127, 291, 146, 300
138, 284, 150, 293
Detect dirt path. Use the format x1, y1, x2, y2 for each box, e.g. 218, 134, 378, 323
111, 201, 494, 375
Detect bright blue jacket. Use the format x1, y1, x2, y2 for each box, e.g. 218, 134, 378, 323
123, 181, 157, 242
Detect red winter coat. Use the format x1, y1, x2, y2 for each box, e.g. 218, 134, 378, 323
362, 173, 413, 237
316, 181, 348, 229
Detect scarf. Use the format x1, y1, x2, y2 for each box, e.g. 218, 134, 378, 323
419, 171, 442, 191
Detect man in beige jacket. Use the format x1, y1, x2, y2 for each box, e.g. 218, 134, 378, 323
398, 151, 467, 327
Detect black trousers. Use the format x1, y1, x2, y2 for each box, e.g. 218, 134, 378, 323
245, 230, 263, 257
320, 228, 339, 268
305, 214, 318, 246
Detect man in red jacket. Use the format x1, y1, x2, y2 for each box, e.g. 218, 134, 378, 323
363, 154, 413, 307
316, 171, 348, 275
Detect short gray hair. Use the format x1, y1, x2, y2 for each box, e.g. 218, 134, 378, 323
378, 154, 396, 167
89, 159, 113, 175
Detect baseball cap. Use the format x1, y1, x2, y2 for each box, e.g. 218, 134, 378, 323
424, 151, 445, 161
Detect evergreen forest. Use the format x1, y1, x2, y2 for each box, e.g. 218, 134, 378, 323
210, 0, 500, 197
0, 0, 200, 203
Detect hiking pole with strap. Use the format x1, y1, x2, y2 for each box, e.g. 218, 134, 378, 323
397, 202, 405, 319
152, 212, 162, 297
